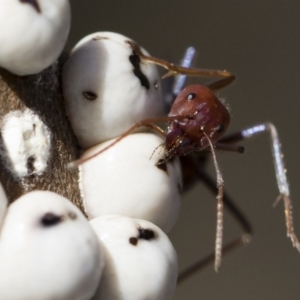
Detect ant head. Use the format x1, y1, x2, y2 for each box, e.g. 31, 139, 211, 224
167, 84, 230, 152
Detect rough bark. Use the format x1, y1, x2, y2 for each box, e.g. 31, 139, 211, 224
0, 55, 84, 213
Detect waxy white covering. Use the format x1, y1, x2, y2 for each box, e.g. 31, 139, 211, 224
1, 109, 51, 178
81, 133, 182, 232
63, 31, 164, 148
0, 191, 103, 300
0, 0, 70, 75
90, 215, 178, 300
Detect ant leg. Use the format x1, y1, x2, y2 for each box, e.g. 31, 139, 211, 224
206, 75, 236, 92
219, 123, 300, 252
177, 154, 252, 284
165, 46, 197, 109
172, 46, 235, 92
126, 40, 234, 80
204, 133, 225, 271
215, 143, 244, 153
172, 46, 197, 96
68, 115, 181, 168
191, 155, 252, 235
178, 237, 249, 284
144, 124, 167, 137
170, 47, 234, 97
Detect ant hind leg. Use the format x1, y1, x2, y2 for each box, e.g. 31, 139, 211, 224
219, 122, 300, 252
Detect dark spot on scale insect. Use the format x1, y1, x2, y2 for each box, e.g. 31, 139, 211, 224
129, 50, 150, 90
82, 91, 98, 101
138, 228, 156, 240
20, 0, 41, 13
129, 237, 138, 246
41, 213, 63, 227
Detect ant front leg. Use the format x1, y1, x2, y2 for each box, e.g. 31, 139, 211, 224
203, 133, 225, 271
68, 115, 192, 167
68, 118, 169, 167
177, 154, 252, 284
219, 122, 300, 252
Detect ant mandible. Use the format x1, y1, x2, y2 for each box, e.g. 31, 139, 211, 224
70, 40, 300, 274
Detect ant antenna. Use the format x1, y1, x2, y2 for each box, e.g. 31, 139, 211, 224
149, 143, 165, 161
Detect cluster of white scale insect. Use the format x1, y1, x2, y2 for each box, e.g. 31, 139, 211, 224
0, 1, 298, 300
0, 1, 181, 299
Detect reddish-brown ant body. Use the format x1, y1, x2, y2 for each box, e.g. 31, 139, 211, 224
70, 41, 300, 280
72, 82, 241, 271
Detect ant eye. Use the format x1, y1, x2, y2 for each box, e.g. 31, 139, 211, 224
217, 124, 225, 133
186, 92, 196, 101
41, 213, 63, 227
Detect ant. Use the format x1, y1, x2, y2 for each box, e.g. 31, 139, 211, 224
69, 41, 300, 281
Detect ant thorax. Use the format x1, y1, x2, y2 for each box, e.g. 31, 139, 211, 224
165, 84, 230, 157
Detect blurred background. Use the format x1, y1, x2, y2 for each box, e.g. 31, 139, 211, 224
69, 1, 300, 299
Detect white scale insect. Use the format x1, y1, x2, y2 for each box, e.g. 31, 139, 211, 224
62, 31, 183, 299
90, 215, 178, 300
63, 30, 183, 235
0, 190, 103, 300
0, 0, 70, 75
81, 133, 182, 233
63, 31, 164, 148
0, 28, 181, 300
0, 186, 178, 299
